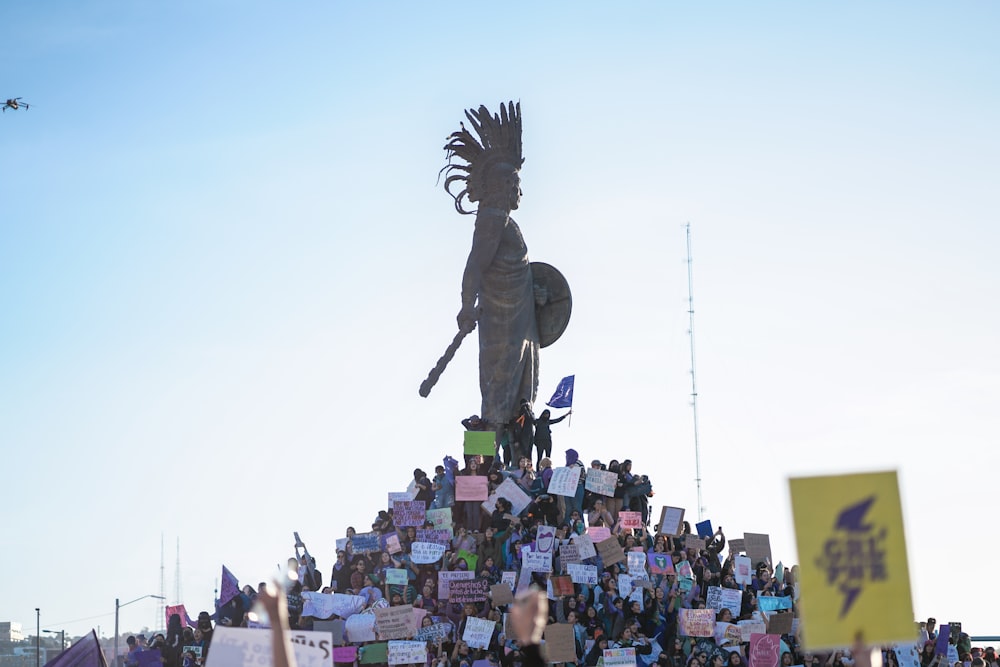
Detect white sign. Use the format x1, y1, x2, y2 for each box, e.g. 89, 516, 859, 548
385, 569, 408, 586
522, 550, 553, 572
387, 641, 426, 665
501, 571, 517, 590
463, 616, 496, 649
734, 556, 753, 585
388, 491, 416, 504
567, 563, 599, 585
585, 469, 618, 497
481, 478, 532, 516
706, 586, 742, 617
302, 592, 366, 620
548, 466, 582, 497
207, 627, 330, 667
603, 648, 637, 667
627, 551, 646, 576
411, 542, 447, 564
571, 533, 597, 560
344, 614, 376, 643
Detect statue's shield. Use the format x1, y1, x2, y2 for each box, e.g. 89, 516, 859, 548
531, 261, 572, 348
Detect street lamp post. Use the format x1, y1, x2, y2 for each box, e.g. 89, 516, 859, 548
43, 630, 65, 653
113, 595, 165, 667
35, 608, 40, 667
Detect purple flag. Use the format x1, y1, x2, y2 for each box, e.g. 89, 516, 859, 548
546, 375, 574, 408
219, 565, 240, 607
935, 625, 951, 657
43, 630, 107, 667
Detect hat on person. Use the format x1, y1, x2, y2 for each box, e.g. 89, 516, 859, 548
591, 459, 602, 466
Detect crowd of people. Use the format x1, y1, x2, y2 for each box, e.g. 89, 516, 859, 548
161, 415, 976, 667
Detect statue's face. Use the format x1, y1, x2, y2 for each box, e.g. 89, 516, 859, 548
488, 162, 521, 210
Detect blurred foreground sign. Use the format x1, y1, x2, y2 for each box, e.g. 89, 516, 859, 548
789, 470, 913, 649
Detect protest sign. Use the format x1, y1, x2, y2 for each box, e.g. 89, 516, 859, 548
743, 533, 772, 567
728, 539, 746, 555
522, 550, 553, 572
596, 537, 626, 566
462, 617, 496, 649
464, 430, 495, 456
627, 550, 646, 575
587, 526, 612, 543
767, 612, 794, 636
345, 614, 377, 643
559, 542, 582, 566
411, 542, 447, 565
456, 476, 489, 502
438, 571, 475, 598
388, 491, 415, 505
535, 525, 557, 553
734, 556, 753, 585
385, 569, 408, 586
647, 552, 675, 575
449, 578, 490, 603
567, 563, 599, 585
676, 560, 694, 591
548, 466, 582, 496
789, 470, 914, 650
585, 468, 618, 497
392, 500, 426, 527
383, 533, 402, 555
572, 533, 597, 559
358, 643, 387, 665
312, 621, 345, 646
166, 605, 190, 630
706, 587, 743, 617
544, 624, 578, 663
336, 537, 348, 553
895, 646, 921, 667
414, 622, 452, 643
619, 511, 642, 530
617, 574, 634, 598
685, 536, 706, 552
482, 478, 532, 516
678, 609, 715, 637
501, 571, 517, 590
551, 575, 575, 596
387, 641, 426, 665
738, 621, 766, 643
332, 646, 356, 664
749, 633, 781, 667
425, 508, 454, 534
603, 648, 637, 667
758, 596, 792, 613
696, 520, 714, 538
302, 592, 366, 620
351, 533, 380, 554
714, 622, 742, 646
416, 529, 451, 546
657, 507, 685, 536
374, 605, 415, 640
490, 583, 514, 605
207, 627, 330, 667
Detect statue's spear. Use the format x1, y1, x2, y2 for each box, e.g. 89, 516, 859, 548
419, 321, 475, 397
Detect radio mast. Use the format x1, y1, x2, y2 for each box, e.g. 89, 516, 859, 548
686, 223, 705, 520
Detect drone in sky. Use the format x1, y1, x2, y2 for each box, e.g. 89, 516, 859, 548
3, 98, 30, 112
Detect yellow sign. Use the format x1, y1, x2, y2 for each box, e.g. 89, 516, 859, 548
789, 470, 914, 650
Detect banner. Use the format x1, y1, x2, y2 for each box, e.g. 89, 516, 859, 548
387, 641, 426, 665
448, 578, 490, 603
749, 633, 781, 667
464, 431, 495, 456
548, 466, 582, 497
456, 476, 489, 501
585, 469, 618, 497
302, 592, 367, 620
789, 470, 914, 650
547, 375, 575, 408
44, 631, 106, 667
411, 542, 447, 564
392, 500, 426, 527
678, 608, 715, 637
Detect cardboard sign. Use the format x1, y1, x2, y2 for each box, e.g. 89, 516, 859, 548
438, 570, 475, 598
551, 575, 575, 596
620, 511, 642, 530
767, 612, 794, 636
678, 608, 715, 637
559, 542, 582, 566
647, 552, 675, 575
749, 633, 781, 667
490, 583, 514, 605
456, 476, 489, 502
548, 466, 582, 496
207, 627, 330, 667
387, 641, 426, 665
544, 624, 578, 663
411, 542, 447, 564
448, 578, 490, 603
462, 617, 496, 650
374, 604, 415, 640
393, 500, 427, 527
567, 563, 599, 585
345, 614, 377, 643
657, 507, 685, 536
789, 470, 914, 650
604, 648, 637, 667
572, 533, 597, 559
738, 620, 766, 643
685, 536, 706, 552
596, 537, 626, 566
728, 539, 746, 555
585, 468, 619, 496
482, 478, 532, 516
743, 533, 772, 567
464, 431, 495, 456
358, 643, 387, 665
312, 620, 345, 646
535, 525, 557, 553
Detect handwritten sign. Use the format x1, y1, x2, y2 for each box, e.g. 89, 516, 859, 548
587, 526, 612, 543
351, 533, 380, 554
522, 550, 553, 572
385, 569, 408, 586
706, 586, 743, 617
657, 506, 685, 536
567, 563, 599, 585
345, 614, 377, 643
619, 511, 642, 530
456, 476, 489, 502
547, 466, 582, 497
208, 627, 330, 667
448, 578, 490, 603
411, 542, 447, 564
678, 608, 715, 637
738, 620, 766, 643
302, 592, 366, 620
374, 605, 415, 640
544, 624, 578, 663
603, 648, 637, 667
438, 571, 475, 598
414, 622, 452, 643
734, 556, 753, 585
462, 616, 496, 650
596, 537, 626, 566
551, 575, 575, 596
535, 525, 557, 553
388, 491, 415, 505
501, 571, 516, 590
383, 533, 401, 555
559, 542, 582, 566
416, 529, 451, 546
767, 612, 793, 636
482, 478, 532, 516
393, 500, 426, 527
585, 469, 618, 497
425, 508, 453, 534
572, 533, 597, 560
490, 583, 514, 605
387, 641, 426, 665
749, 633, 781, 667
627, 550, 646, 575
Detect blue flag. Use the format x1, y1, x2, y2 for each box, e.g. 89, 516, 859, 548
546, 375, 575, 408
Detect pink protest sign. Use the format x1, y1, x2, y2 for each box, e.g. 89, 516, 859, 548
334, 646, 358, 664
749, 633, 781, 667
619, 511, 642, 530
455, 475, 489, 501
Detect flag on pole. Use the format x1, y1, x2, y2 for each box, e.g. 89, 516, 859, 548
219, 565, 240, 607
546, 375, 575, 408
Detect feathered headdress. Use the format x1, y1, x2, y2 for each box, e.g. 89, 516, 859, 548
441, 101, 523, 214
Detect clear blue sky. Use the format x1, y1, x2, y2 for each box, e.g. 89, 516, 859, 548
2, 0, 998, 641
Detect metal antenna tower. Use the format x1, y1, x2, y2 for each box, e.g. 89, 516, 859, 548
175, 538, 182, 604
159, 534, 166, 630
686, 223, 705, 520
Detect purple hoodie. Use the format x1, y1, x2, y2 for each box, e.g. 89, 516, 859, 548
566, 449, 579, 466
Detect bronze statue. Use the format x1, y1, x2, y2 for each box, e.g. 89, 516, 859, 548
420, 102, 570, 431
